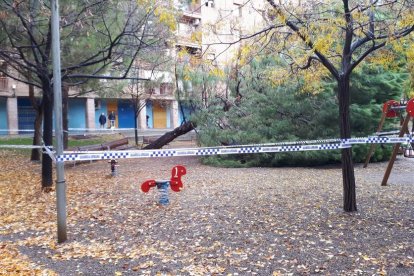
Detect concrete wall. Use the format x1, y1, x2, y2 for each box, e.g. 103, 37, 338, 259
85, 98, 95, 129
171, 100, 179, 128
138, 100, 147, 130
7, 97, 18, 134
201, 0, 266, 66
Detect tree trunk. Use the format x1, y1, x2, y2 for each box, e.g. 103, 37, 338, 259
133, 98, 139, 146
143, 121, 196, 149
134, 111, 139, 146
338, 77, 357, 212
42, 90, 54, 191
31, 108, 43, 161
29, 83, 43, 161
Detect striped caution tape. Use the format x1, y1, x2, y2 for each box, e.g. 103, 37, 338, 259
55, 135, 414, 162
3, 135, 413, 163
0, 145, 48, 149
42, 144, 56, 162
57, 143, 350, 162
342, 136, 413, 144
0, 144, 56, 161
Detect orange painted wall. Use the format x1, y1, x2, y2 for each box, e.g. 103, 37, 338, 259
107, 100, 118, 128
153, 102, 167, 128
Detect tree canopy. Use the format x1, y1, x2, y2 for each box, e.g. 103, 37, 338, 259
0, 0, 174, 87
0, 0, 175, 188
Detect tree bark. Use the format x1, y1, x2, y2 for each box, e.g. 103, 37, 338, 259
31, 108, 43, 161
338, 76, 357, 212
143, 121, 196, 149
29, 83, 43, 161
133, 98, 139, 146
42, 88, 54, 191
134, 111, 139, 146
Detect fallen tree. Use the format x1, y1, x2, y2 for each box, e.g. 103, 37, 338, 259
71, 138, 129, 152
143, 121, 196, 149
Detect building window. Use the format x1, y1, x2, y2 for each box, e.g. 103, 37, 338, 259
147, 87, 155, 95
160, 83, 173, 95
94, 100, 101, 110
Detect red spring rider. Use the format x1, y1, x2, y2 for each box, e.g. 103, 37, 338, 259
141, 165, 187, 205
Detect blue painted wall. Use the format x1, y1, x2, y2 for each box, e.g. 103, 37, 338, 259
0, 97, 7, 135
146, 101, 153, 129
118, 100, 135, 128
95, 99, 108, 128
17, 98, 36, 131
68, 98, 86, 128
179, 105, 192, 125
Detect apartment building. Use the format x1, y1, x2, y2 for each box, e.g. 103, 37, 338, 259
0, 0, 266, 135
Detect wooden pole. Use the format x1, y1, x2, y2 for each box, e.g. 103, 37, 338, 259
381, 113, 411, 186
363, 111, 387, 168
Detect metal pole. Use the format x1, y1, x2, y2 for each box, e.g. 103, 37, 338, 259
51, 0, 67, 243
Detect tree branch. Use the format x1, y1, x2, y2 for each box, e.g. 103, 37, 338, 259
342, 0, 353, 73
266, 0, 339, 80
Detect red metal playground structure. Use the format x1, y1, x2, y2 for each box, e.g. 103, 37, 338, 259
364, 98, 414, 186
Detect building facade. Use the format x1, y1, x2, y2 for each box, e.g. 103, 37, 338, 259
0, 0, 265, 135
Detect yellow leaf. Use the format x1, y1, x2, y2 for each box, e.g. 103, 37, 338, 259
362, 255, 370, 261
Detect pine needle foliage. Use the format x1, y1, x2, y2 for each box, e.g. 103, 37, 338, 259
195, 59, 407, 167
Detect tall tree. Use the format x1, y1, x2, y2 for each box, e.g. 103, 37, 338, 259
0, 0, 174, 190
253, 0, 414, 211
200, 0, 413, 211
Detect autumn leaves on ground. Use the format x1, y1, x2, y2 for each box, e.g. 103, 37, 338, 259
1, 149, 414, 275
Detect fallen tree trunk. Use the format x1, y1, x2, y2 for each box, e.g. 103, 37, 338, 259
143, 121, 196, 149
71, 138, 129, 151
66, 138, 130, 167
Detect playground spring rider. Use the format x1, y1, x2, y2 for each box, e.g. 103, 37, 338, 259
141, 165, 186, 205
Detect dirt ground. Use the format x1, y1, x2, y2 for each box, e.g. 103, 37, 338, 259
0, 146, 413, 275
